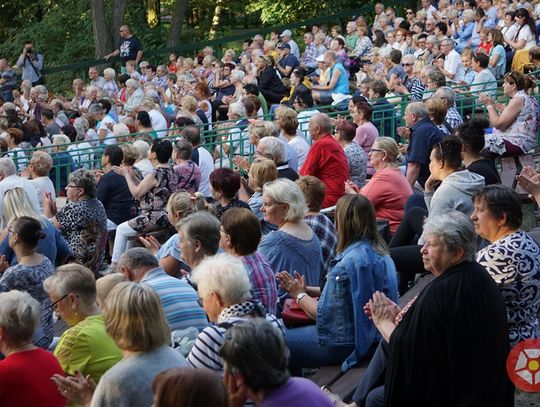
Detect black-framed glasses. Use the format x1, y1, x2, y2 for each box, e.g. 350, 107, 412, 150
197, 298, 203, 307
7, 226, 15, 235
65, 184, 80, 190
50, 293, 69, 310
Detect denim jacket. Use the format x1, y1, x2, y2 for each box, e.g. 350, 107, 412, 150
316, 239, 397, 371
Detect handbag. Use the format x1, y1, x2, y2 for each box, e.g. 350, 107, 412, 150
281, 298, 316, 328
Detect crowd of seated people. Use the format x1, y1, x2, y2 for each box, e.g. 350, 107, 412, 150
1, 2, 540, 406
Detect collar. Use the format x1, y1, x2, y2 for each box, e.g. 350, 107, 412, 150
276, 162, 290, 170
140, 267, 166, 281
411, 117, 432, 130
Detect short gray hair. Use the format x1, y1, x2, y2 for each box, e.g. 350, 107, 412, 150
179, 212, 221, 256
192, 253, 252, 304
133, 140, 150, 158
0, 157, 16, 177
423, 211, 477, 261
310, 113, 332, 133
426, 35, 440, 47
406, 102, 429, 119
434, 86, 456, 106
118, 248, 159, 273
73, 117, 89, 139
0, 290, 40, 344
219, 319, 289, 392
229, 102, 247, 118
103, 68, 116, 78
88, 104, 103, 115
69, 168, 97, 198
263, 178, 308, 222
43, 263, 97, 304
174, 137, 193, 160
230, 70, 245, 82
258, 137, 286, 164
126, 78, 141, 89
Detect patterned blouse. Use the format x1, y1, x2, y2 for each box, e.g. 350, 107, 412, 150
128, 166, 178, 233
344, 142, 368, 188
476, 230, 540, 345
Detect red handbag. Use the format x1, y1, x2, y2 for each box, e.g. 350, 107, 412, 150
281, 298, 316, 328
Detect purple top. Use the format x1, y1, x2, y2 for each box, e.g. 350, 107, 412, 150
241, 252, 278, 315
260, 378, 334, 407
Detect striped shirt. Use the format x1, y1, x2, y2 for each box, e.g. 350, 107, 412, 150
141, 267, 208, 332
241, 253, 278, 315
305, 213, 337, 280
187, 314, 282, 372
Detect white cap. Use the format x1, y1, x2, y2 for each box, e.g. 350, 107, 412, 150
316, 55, 325, 62
280, 29, 292, 37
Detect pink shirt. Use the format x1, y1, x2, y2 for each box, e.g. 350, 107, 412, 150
354, 122, 379, 175
361, 167, 412, 234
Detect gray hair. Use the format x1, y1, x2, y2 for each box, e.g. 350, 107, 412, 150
310, 113, 332, 133
463, 9, 475, 21
118, 248, 159, 273
263, 178, 308, 222
88, 104, 103, 115
406, 102, 430, 119
264, 121, 280, 138
0, 157, 16, 177
440, 38, 455, 49
426, 35, 440, 47
402, 54, 415, 64
230, 69, 246, 82
423, 210, 477, 261
73, 117, 89, 140
258, 137, 286, 164
34, 85, 47, 95
428, 70, 447, 88
103, 68, 116, 78
126, 78, 141, 89
219, 319, 289, 392
179, 212, 221, 256
133, 140, 150, 159
174, 137, 193, 161
0, 290, 40, 344
113, 123, 130, 138
43, 263, 97, 304
192, 253, 252, 304
69, 168, 97, 198
434, 86, 456, 106
229, 102, 247, 118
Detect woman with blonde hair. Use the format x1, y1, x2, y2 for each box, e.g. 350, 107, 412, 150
53, 282, 188, 407
179, 95, 203, 126
44, 264, 122, 383
345, 137, 412, 235
425, 97, 451, 135
0, 187, 71, 266
140, 190, 212, 277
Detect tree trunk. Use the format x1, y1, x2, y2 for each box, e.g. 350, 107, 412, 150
167, 0, 189, 47
111, 0, 128, 48
90, 0, 111, 58
209, 0, 223, 40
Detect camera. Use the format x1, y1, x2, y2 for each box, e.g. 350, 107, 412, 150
26, 48, 33, 55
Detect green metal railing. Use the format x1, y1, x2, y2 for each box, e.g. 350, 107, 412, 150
14, 75, 540, 193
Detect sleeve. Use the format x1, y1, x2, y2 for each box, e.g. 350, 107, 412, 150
53, 327, 92, 376
459, 24, 474, 41
55, 205, 74, 234
54, 228, 73, 266
35, 54, 44, 70
0, 235, 15, 265
299, 143, 320, 176
0, 268, 17, 292
360, 173, 385, 208
407, 132, 429, 165
425, 187, 453, 219
186, 327, 225, 371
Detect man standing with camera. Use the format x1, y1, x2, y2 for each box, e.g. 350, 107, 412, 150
16, 41, 44, 86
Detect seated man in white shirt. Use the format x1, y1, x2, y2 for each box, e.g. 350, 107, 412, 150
0, 157, 41, 227
181, 125, 214, 197
436, 38, 463, 82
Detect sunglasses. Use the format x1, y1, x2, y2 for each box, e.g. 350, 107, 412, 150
403, 63, 414, 66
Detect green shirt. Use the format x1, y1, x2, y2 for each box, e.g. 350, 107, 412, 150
54, 314, 122, 383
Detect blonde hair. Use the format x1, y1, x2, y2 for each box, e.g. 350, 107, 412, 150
104, 282, 170, 352
4, 188, 42, 226
248, 121, 269, 143
373, 137, 402, 166
181, 95, 198, 112
274, 106, 299, 135
425, 97, 448, 126
29, 151, 53, 176
248, 158, 278, 192
121, 144, 140, 166
96, 273, 127, 309
167, 191, 211, 223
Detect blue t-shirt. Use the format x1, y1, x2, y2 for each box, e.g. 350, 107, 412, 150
406, 118, 445, 187
330, 62, 349, 95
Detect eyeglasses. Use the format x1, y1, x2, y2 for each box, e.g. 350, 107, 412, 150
7, 226, 15, 235
50, 293, 70, 310
65, 184, 80, 190
406, 11, 414, 14
403, 63, 414, 66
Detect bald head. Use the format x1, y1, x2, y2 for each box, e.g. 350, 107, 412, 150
308, 113, 332, 140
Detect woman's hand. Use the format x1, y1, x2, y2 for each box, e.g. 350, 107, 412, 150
224, 369, 247, 407
111, 165, 129, 177
232, 155, 249, 171
478, 92, 494, 106
276, 271, 306, 298
345, 180, 360, 194
51, 371, 96, 406
138, 235, 162, 255
424, 175, 438, 192
43, 192, 57, 218
368, 291, 399, 326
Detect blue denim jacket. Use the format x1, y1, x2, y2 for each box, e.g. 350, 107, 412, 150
316, 239, 397, 371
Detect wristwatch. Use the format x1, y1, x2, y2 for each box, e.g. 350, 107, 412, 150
296, 292, 308, 303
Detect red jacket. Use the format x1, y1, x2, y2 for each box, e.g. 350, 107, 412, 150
300, 134, 349, 208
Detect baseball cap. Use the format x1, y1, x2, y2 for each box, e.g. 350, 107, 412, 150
280, 29, 292, 37
278, 43, 291, 50
316, 55, 325, 62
